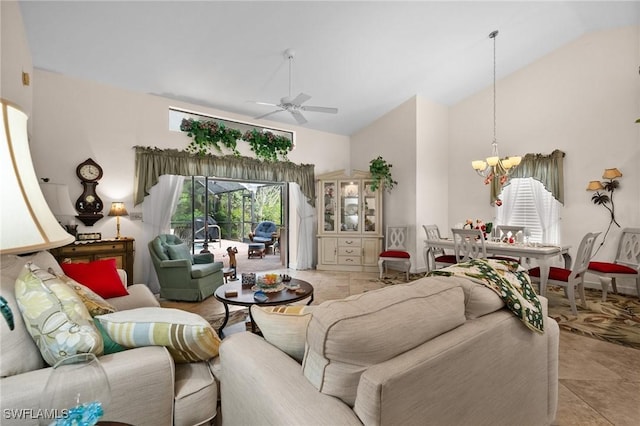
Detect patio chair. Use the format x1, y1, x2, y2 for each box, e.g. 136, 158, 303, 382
249, 221, 279, 253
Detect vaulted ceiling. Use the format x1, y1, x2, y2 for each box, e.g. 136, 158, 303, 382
19, 1, 639, 136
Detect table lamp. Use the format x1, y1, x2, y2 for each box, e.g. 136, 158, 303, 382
1, 98, 75, 329
108, 202, 128, 239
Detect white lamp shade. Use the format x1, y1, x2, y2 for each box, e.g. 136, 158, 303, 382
1, 99, 75, 255
40, 183, 77, 217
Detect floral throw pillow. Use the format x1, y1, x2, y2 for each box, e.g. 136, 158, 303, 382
14, 263, 103, 366
51, 270, 117, 316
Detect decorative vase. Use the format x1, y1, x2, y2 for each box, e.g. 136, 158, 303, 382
40, 353, 111, 426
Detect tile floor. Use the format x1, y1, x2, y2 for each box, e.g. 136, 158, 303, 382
244, 267, 640, 426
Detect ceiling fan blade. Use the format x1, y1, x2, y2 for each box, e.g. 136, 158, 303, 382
290, 93, 311, 105
252, 101, 280, 107
290, 110, 308, 125
301, 105, 338, 114
254, 109, 284, 120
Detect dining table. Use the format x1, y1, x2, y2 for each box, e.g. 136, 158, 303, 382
423, 238, 571, 297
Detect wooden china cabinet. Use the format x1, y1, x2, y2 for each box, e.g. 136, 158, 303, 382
316, 170, 383, 272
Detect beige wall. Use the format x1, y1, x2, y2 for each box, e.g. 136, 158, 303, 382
416, 96, 449, 269
351, 97, 420, 262
1, 0, 33, 115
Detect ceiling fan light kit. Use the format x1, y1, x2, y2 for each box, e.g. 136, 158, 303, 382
253, 48, 338, 125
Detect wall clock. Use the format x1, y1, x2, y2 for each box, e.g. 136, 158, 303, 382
75, 158, 104, 226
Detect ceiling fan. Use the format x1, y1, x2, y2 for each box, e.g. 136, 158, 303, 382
252, 48, 338, 125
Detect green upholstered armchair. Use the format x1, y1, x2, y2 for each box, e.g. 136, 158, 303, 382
149, 234, 224, 301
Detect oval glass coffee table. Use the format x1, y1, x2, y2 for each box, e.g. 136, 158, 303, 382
214, 279, 314, 336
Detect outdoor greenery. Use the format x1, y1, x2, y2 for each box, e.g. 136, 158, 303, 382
171, 178, 282, 245
180, 118, 293, 162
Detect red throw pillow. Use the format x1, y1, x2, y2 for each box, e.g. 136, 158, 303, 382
61, 259, 129, 299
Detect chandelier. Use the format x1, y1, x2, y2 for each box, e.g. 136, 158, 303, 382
472, 30, 521, 185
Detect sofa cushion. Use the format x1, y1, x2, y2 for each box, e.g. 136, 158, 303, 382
422, 275, 505, 320
251, 305, 315, 362
174, 362, 218, 426
302, 279, 466, 406
61, 259, 129, 299
95, 307, 221, 363
166, 243, 194, 264
191, 262, 222, 278
0, 254, 48, 377
53, 271, 117, 316
15, 263, 104, 366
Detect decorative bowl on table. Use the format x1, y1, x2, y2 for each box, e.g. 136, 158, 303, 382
253, 273, 284, 293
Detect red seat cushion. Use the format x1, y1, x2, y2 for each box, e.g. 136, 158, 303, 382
379, 250, 410, 259
528, 266, 572, 282
588, 261, 637, 274
434, 254, 457, 264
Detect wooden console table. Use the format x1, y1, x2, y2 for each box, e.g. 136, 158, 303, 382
49, 238, 135, 286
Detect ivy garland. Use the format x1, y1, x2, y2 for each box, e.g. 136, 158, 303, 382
180, 118, 293, 162
369, 156, 397, 192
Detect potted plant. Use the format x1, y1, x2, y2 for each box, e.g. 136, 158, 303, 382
369, 156, 397, 192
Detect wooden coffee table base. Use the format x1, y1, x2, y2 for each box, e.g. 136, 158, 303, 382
214, 279, 314, 337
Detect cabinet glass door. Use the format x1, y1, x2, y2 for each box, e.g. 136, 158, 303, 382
322, 181, 337, 232
363, 181, 378, 234
339, 181, 360, 233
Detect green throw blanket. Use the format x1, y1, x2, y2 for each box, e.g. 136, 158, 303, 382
428, 258, 544, 333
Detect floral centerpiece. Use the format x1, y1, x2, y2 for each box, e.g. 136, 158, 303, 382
463, 219, 493, 240
256, 273, 282, 290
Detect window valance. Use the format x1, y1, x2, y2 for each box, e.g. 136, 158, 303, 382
133, 146, 315, 206
496, 149, 565, 204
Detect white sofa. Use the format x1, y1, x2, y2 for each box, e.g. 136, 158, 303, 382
220, 274, 559, 426
0, 251, 217, 426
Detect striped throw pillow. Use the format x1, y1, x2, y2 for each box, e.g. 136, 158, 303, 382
95, 307, 220, 362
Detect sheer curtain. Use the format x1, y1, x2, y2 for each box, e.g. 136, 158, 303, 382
495, 178, 522, 227
141, 174, 185, 293
291, 183, 315, 269
531, 182, 561, 244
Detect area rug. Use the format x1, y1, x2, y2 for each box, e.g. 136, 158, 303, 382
546, 286, 640, 350
160, 297, 248, 331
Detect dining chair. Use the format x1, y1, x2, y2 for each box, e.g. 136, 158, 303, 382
451, 228, 487, 263
422, 224, 456, 272
587, 228, 640, 301
378, 226, 411, 281
495, 225, 526, 243
528, 232, 600, 315
494, 225, 527, 263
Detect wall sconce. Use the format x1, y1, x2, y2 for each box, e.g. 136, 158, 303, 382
586, 168, 622, 228
108, 202, 128, 239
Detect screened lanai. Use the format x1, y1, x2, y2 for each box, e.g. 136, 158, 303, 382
170, 177, 284, 254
